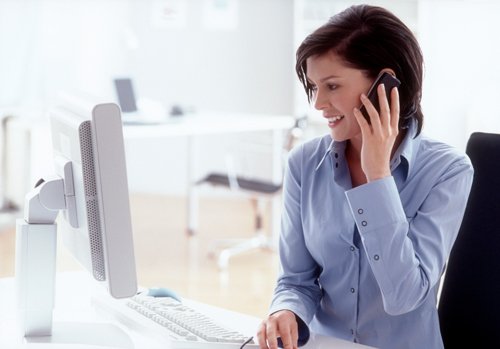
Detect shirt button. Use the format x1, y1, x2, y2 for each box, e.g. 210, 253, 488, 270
358, 208, 364, 214
335, 162, 339, 168
374, 254, 380, 261
350, 246, 355, 251
334, 152, 339, 158
361, 221, 367, 226
350, 288, 355, 293
351, 329, 354, 335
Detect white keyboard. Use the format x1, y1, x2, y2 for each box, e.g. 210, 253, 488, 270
92, 292, 259, 349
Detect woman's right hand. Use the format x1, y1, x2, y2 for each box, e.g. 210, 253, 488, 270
256, 310, 299, 349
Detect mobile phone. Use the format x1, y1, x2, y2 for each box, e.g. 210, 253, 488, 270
359, 71, 401, 123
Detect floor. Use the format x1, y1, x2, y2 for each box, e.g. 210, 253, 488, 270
0, 194, 279, 319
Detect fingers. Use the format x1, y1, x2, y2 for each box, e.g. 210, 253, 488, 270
257, 321, 270, 349
291, 322, 299, 349
279, 327, 296, 349
265, 321, 279, 349
377, 83, 390, 128
353, 106, 369, 137
390, 86, 400, 131
360, 93, 382, 134
358, 84, 400, 135
256, 311, 299, 349
378, 83, 400, 133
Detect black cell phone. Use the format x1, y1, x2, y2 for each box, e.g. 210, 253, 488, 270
359, 71, 401, 123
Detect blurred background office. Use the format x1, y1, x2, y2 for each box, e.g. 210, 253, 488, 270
1, 0, 500, 318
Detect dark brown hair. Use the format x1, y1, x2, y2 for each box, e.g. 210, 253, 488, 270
296, 5, 424, 135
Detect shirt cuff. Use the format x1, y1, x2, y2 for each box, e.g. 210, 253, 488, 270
344, 176, 406, 233
295, 315, 310, 346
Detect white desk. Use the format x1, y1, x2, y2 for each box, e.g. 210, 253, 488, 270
122, 112, 295, 240
0, 272, 376, 349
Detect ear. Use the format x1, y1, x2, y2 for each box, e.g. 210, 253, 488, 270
380, 68, 397, 78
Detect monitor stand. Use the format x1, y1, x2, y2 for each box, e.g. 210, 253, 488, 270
16, 174, 133, 348
24, 322, 134, 348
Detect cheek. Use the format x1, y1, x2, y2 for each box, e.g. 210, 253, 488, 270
348, 89, 363, 107
334, 92, 361, 114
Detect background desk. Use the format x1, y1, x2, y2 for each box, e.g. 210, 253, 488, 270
0, 272, 376, 348
122, 112, 295, 240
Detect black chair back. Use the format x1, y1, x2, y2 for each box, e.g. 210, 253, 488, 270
438, 132, 500, 347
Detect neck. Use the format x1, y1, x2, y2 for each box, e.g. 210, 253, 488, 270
347, 129, 408, 160
346, 135, 362, 161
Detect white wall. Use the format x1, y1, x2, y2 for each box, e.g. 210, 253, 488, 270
0, 0, 294, 114
129, 0, 294, 115
418, 0, 500, 150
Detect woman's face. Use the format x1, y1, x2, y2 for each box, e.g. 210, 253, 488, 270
306, 52, 374, 142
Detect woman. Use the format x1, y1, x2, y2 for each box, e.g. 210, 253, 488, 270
257, 5, 473, 349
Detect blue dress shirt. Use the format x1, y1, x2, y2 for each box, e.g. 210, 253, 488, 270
269, 121, 474, 349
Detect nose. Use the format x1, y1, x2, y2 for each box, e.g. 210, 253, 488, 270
313, 88, 329, 111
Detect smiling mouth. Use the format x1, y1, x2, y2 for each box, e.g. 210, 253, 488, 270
327, 115, 345, 124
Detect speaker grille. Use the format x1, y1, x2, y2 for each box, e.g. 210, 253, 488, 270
79, 121, 105, 281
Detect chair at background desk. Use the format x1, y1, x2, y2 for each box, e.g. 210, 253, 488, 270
438, 132, 500, 348
196, 116, 307, 270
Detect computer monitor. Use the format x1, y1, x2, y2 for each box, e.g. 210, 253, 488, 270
15, 102, 137, 340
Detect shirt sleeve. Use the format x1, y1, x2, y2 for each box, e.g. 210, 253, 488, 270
269, 144, 322, 336
345, 160, 473, 315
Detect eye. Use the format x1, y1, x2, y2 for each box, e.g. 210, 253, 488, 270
327, 83, 338, 91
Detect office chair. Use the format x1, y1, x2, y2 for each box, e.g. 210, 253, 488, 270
438, 132, 500, 348
196, 116, 307, 270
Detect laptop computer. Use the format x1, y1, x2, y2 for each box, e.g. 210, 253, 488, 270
114, 78, 166, 125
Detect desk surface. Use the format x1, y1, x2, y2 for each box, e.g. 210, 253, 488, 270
0, 272, 375, 349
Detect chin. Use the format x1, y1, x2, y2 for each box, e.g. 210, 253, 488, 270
329, 131, 349, 142
329, 125, 361, 143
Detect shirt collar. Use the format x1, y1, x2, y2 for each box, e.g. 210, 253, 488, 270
315, 139, 346, 171
391, 118, 421, 180
314, 119, 421, 181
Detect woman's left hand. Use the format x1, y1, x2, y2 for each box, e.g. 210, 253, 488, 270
353, 83, 400, 182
